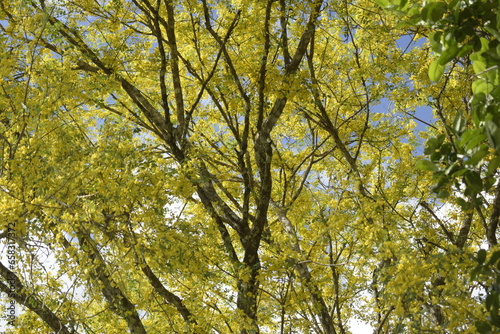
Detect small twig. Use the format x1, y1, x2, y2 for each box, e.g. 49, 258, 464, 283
296, 260, 347, 267
474, 65, 499, 77
376, 305, 395, 333
420, 201, 455, 244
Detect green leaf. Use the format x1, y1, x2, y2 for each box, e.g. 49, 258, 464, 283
416, 159, 438, 172
422, 1, 447, 23
486, 294, 494, 309
448, 0, 460, 9
455, 197, 471, 210
424, 135, 445, 154
465, 133, 487, 153
464, 170, 483, 193
438, 43, 459, 65
491, 311, 500, 327
440, 142, 453, 157
436, 189, 450, 198
485, 120, 500, 151
444, 162, 458, 175
398, 0, 408, 10
451, 168, 468, 177
465, 148, 489, 166
472, 58, 487, 74
429, 31, 443, 53
480, 37, 491, 53
488, 156, 500, 175
484, 175, 495, 191
473, 79, 493, 95
491, 86, 500, 100
375, 0, 390, 8
485, 68, 500, 86
478, 249, 487, 265
488, 251, 500, 266
429, 59, 445, 81
457, 45, 474, 58
430, 151, 442, 162
453, 112, 466, 135
475, 320, 492, 333
497, 8, 500, 31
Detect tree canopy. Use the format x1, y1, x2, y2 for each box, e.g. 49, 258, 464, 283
0, 0, 496, 333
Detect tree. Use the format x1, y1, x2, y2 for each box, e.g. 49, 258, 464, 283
0, 0, 492, 333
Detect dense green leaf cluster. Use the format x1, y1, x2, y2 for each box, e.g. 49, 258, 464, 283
379, 0, 500, 332
403, 0, 500, 202
473, 249, 500, 333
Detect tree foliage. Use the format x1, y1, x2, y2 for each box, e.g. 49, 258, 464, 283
378, 0, 500, 332
0, 0, 494, 333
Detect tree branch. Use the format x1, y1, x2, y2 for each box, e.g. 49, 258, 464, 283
0, 261, 72, 334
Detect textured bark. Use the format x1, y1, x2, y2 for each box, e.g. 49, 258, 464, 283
275, 205, 337, 334
78, 231, 147, 334
0, 261, 72, 334
141, 263, 197, 325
